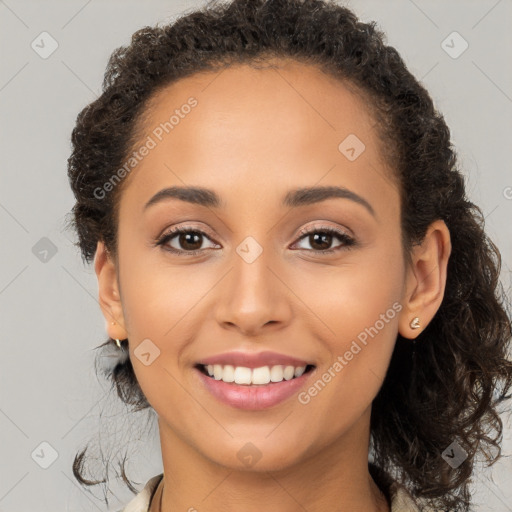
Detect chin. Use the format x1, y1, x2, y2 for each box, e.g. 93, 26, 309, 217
201, 437, 308, 473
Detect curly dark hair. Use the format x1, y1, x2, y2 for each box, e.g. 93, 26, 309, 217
66, 0, 512, 510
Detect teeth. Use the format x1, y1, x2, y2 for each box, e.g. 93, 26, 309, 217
204, 364, 308, 385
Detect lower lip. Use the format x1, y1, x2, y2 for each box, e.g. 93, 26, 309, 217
194, 366, 315, 410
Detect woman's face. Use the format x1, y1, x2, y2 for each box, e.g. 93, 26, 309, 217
99, 59, 412, 471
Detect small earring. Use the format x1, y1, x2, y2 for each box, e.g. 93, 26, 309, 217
111, 320, 122, 348
410, 317, 420, 329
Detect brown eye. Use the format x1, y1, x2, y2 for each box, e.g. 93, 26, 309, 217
294, 226, 356, 254
175, 231, 203, 251
157, 227, 219, 256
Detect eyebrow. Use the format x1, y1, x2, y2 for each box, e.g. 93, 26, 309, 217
143, 185, 376, 218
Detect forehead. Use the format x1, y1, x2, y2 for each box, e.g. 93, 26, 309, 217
119, 58, 396, 213
142, 58, 377, 147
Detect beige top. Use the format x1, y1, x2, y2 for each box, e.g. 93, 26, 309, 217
118, 470, 422, 512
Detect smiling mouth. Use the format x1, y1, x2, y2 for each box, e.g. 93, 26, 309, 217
194, 363, 316, 384
193, 362, 317, 409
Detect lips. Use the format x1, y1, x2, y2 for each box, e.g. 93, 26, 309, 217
194, 364, 317, 410
196, 350, 314, 369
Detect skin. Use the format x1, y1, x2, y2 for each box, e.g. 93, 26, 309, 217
95, 58, 451, 512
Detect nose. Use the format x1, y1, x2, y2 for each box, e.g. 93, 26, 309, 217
213, 248, 293, 337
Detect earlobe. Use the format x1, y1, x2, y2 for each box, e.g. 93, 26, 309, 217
398, 219, 452, 340
94, 240, 128, 340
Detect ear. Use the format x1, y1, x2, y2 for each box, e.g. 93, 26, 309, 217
398, 219, 452, 339
94, 240, 128, 340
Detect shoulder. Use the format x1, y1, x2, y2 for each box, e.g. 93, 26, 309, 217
389, 481, 421, 512
122, 467, 428, 512
369, 462, 424, 512
117, 474, 164, 512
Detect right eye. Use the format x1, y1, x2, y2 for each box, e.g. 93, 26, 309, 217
156, 227, 220, 256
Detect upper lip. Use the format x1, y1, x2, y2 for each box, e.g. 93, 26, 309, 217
196, 350, 314, 369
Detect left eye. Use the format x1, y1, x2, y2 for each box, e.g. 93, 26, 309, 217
156, 226, 356, 256
293, 226, 356, 254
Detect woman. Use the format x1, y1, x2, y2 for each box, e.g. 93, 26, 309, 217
66, 0, 512, 510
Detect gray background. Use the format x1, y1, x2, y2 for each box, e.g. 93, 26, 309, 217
1, 0, 511, 510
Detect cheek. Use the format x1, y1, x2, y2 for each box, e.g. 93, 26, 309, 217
118, 239, 214, 337
294, 243, 403, 408
122, 265, 201, 413
118, 252, 219, 396
307, 268, 400, 388
295, 240, 403, 342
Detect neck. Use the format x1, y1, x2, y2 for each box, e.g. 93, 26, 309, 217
154, 407, 390, 512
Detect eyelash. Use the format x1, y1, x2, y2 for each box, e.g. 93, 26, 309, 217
154, 225, 356, 257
